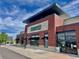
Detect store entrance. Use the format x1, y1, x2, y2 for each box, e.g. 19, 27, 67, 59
30, 35, 39, 46
65, 41, 77, 55
44, 33, 48, 48
57, 31, 78, 55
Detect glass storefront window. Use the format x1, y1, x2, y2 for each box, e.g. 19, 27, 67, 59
30, 34, 39, 46
57, 30, 77, 55
57, 33, 65, 47
65, 31, 76, 42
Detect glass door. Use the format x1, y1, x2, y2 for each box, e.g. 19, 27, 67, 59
57, 32, 65, 52
65, 31, 77, 55
44, 33, 48, 48
57, 31, 78, 55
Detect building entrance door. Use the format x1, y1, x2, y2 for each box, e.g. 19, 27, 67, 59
44, 33, 48, 48
44, 37, 48, 48
65, 41, 77, 55
57, 32, 65, 52
65, 31, 77, 55
57, 31, 78, 55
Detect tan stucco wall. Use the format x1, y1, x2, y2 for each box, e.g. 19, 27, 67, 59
60, 14, 69, 19
27, 20, 48, 33
64, 16, 79, 25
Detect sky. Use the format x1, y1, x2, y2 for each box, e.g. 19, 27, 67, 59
0, 0, 79, 38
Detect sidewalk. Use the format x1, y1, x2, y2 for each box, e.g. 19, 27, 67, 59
5, 45, 79, 59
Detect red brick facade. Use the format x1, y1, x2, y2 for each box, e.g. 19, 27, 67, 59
25, 14, 64, 47
56, 24, 79, 48
23, 3, 79, 55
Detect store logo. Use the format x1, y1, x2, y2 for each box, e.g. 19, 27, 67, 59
31, 25, 41, 31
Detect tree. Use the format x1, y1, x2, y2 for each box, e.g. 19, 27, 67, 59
0, 32, 8, 44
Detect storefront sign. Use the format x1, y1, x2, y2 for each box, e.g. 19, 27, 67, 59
27, 20, 48, 33
31, 25, 41, 31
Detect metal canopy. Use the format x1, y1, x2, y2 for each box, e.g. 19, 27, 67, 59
23, 3, 66, 24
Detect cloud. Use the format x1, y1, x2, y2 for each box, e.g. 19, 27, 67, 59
5, 5, 20, 15
63, 0, 79, 8
62, 0, 79, 17
22, 3, 52, 20
0, 0, 79, 39
0, 17, 25, 37
17, 0, 50, 6
0, 0, 54, 39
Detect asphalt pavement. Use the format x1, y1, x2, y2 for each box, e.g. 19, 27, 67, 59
0, 47, 31, 59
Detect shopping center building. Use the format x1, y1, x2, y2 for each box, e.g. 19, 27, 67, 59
23, 3, 79, 55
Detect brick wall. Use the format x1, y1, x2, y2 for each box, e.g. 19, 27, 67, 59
56, 24, 79, 49
25, 14, 64, 47
48, 14, 64, 46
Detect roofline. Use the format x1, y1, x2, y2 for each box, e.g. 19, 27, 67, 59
64, 15, 79, 21
23, 3, 68, 23
54, 3, 68, 15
